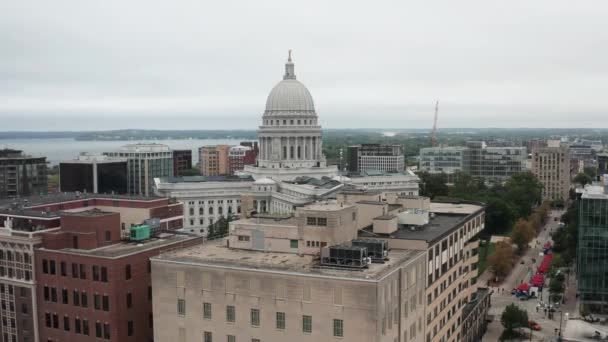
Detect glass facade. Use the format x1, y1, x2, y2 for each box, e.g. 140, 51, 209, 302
578, 194, 608, 313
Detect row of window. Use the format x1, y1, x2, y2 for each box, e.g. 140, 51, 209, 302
42, 260, 135, 281
44, 314, 116, 339
43, 287, 109, 311
179, 301, 343, 336
264, 119, 316, 126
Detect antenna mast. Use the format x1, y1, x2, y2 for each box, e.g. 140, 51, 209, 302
431, 101, 439, 147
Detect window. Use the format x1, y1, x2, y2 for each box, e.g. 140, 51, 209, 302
303, 315, 312, 333
43, 286, 49, 301
226, 305, 235, 323
125, 264, 131, 280
92, 266, 99, 281
306, 217, 317, 225
83, 319, 89, 335
45, 313, 51, 327
101, 267, 108, 282
62, 288, 68, 304
251, 308, 260, 327
72, 263, 78, 278
252, 339, 260, 342
60, 262, 67, 276
63, 316, 70, 331
334, 319, 344, 337
81, 292, 88, 308
276, 312, 285, 330
290, 240, 298, 249
317, 218, 327, 226
79, 264, 86, 279
52, 313, 58, 329
203, 332, 212, 342
73, 290, 80, 306
103, 323, 110, 339
203, 302, 212, 319
94, 294, 101, 310
51, 287, 57, 302
75, 318, 81, 334
228, 335, 235, 342
177, 299, 186, 316
126, 293, 132, 308
49, 260, 56, 275
127, 320, 133, 336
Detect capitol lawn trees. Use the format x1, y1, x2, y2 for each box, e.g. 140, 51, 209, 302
487, 241, 514, 280
500, 303, 529, 340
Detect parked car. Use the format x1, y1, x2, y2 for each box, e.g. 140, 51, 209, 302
528, 320, 542, 330
511, 288, 517, 295
519, 295, 530, 301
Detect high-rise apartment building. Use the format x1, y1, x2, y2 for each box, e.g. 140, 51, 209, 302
418, 142, 526, 183
577, 182, 608, 313
0, 149, 47, 198
347, 144, 404, 173
531, 145, 571, 201
104, 144, 173, 197
199, 145, 230, 176
60, 153, 128, 194
173, 150, 193, 177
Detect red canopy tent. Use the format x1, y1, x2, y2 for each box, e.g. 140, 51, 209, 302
544, 242, 553, 249
538, 263, 550, 273
531, 274, 545, 286
543, 254, 553, 262
517, 283, 531, 292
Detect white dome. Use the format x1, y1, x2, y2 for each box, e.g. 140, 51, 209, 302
254, 177, 276, 185
265, 79, 315, 114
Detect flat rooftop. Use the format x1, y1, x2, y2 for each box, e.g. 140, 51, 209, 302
236, 216, 298, 226
62, 209, 115, 217
154, 239, 424, 281
581, 184, 608, 200
360, 203, 484, 244
160, 175, 254, 183
40, 233, 199, 259
0, 192, 167, 209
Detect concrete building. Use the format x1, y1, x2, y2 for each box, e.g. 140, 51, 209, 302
151, 200, 428, 342
199, 145, 230, 176
418, 142, 526, 184
347, 144, 405, 173
577, 182, 608, 313
531, 145, 571, 202
0, 149, 47, 199
59, 153, 128, 194
104, 144, 173, 197
460, 288, 491, 342
598, 153, 608, 177
240, 52, 338, 181
173, 150, 193, 177
0, 192, 186, 342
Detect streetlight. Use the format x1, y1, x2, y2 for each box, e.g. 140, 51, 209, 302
558, 311, 568, 337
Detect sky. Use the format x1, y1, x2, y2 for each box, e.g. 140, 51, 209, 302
1, 0, 607, 131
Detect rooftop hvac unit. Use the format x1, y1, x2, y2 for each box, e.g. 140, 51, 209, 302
144, 218, 161, 237
130, 225, 150, 241
321, 245, 371, 269
352, 239, 388, 262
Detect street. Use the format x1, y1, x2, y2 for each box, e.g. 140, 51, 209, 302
482, 209, 574, 341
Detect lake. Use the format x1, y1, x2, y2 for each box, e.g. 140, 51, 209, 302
0, 138, 248, 165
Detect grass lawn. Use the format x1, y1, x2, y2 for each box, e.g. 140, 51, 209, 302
477, 242, 495, 276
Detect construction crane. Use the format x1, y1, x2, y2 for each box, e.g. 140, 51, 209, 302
431, 101, 439, 147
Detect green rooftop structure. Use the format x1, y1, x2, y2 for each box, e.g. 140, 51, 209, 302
130, 225, 150, 241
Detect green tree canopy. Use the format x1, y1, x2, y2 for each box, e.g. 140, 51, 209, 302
449, 171, 486, 200
511, 219, 535, 252
573, 172, 593, 186
504, 172, 543, 217
483, 197, 517, 235
501, 303, 529, 337
417, 171, 449, 199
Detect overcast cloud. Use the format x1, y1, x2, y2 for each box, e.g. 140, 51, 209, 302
1, 0, 607, 130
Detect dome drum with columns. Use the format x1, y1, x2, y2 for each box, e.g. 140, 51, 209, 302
256, 51, 329, 171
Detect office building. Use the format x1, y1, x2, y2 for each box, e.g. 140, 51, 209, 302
577, 182, 608, 313
418, 142, 526, 183
152, 200, 428, 342
173, 150, 193, 177
598, 153, 608, 177
0, 192, 186, 342
531, 145, 571, 202
228, 144, 257, 175
0, 149, 47, 198
59, 153, 128, 194
104, 144, 173, 197
418, 147, 469, 183
347, 144, 404, 173
199, 145, 230, 176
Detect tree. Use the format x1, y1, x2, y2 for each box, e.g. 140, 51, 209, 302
180, 168, 201, 176
500, 303, 529, 340
511, 219, 535, 252
417, 171, 449, 199
483, 197, 518, 235
504, 172, 543, 218
528, 213, 542, 232
583, 166, 597, 179
573, 172, 593, 186
207, 214, 237, 239
487, 241, 514, 278
449, 171, 486, 200
549, 277, 565, 303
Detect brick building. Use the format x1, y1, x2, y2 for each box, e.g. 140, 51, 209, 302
36, 210, 201, 342
0, 193, 188, 342
228, 144, 258, 175
172, 150, 193, 177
